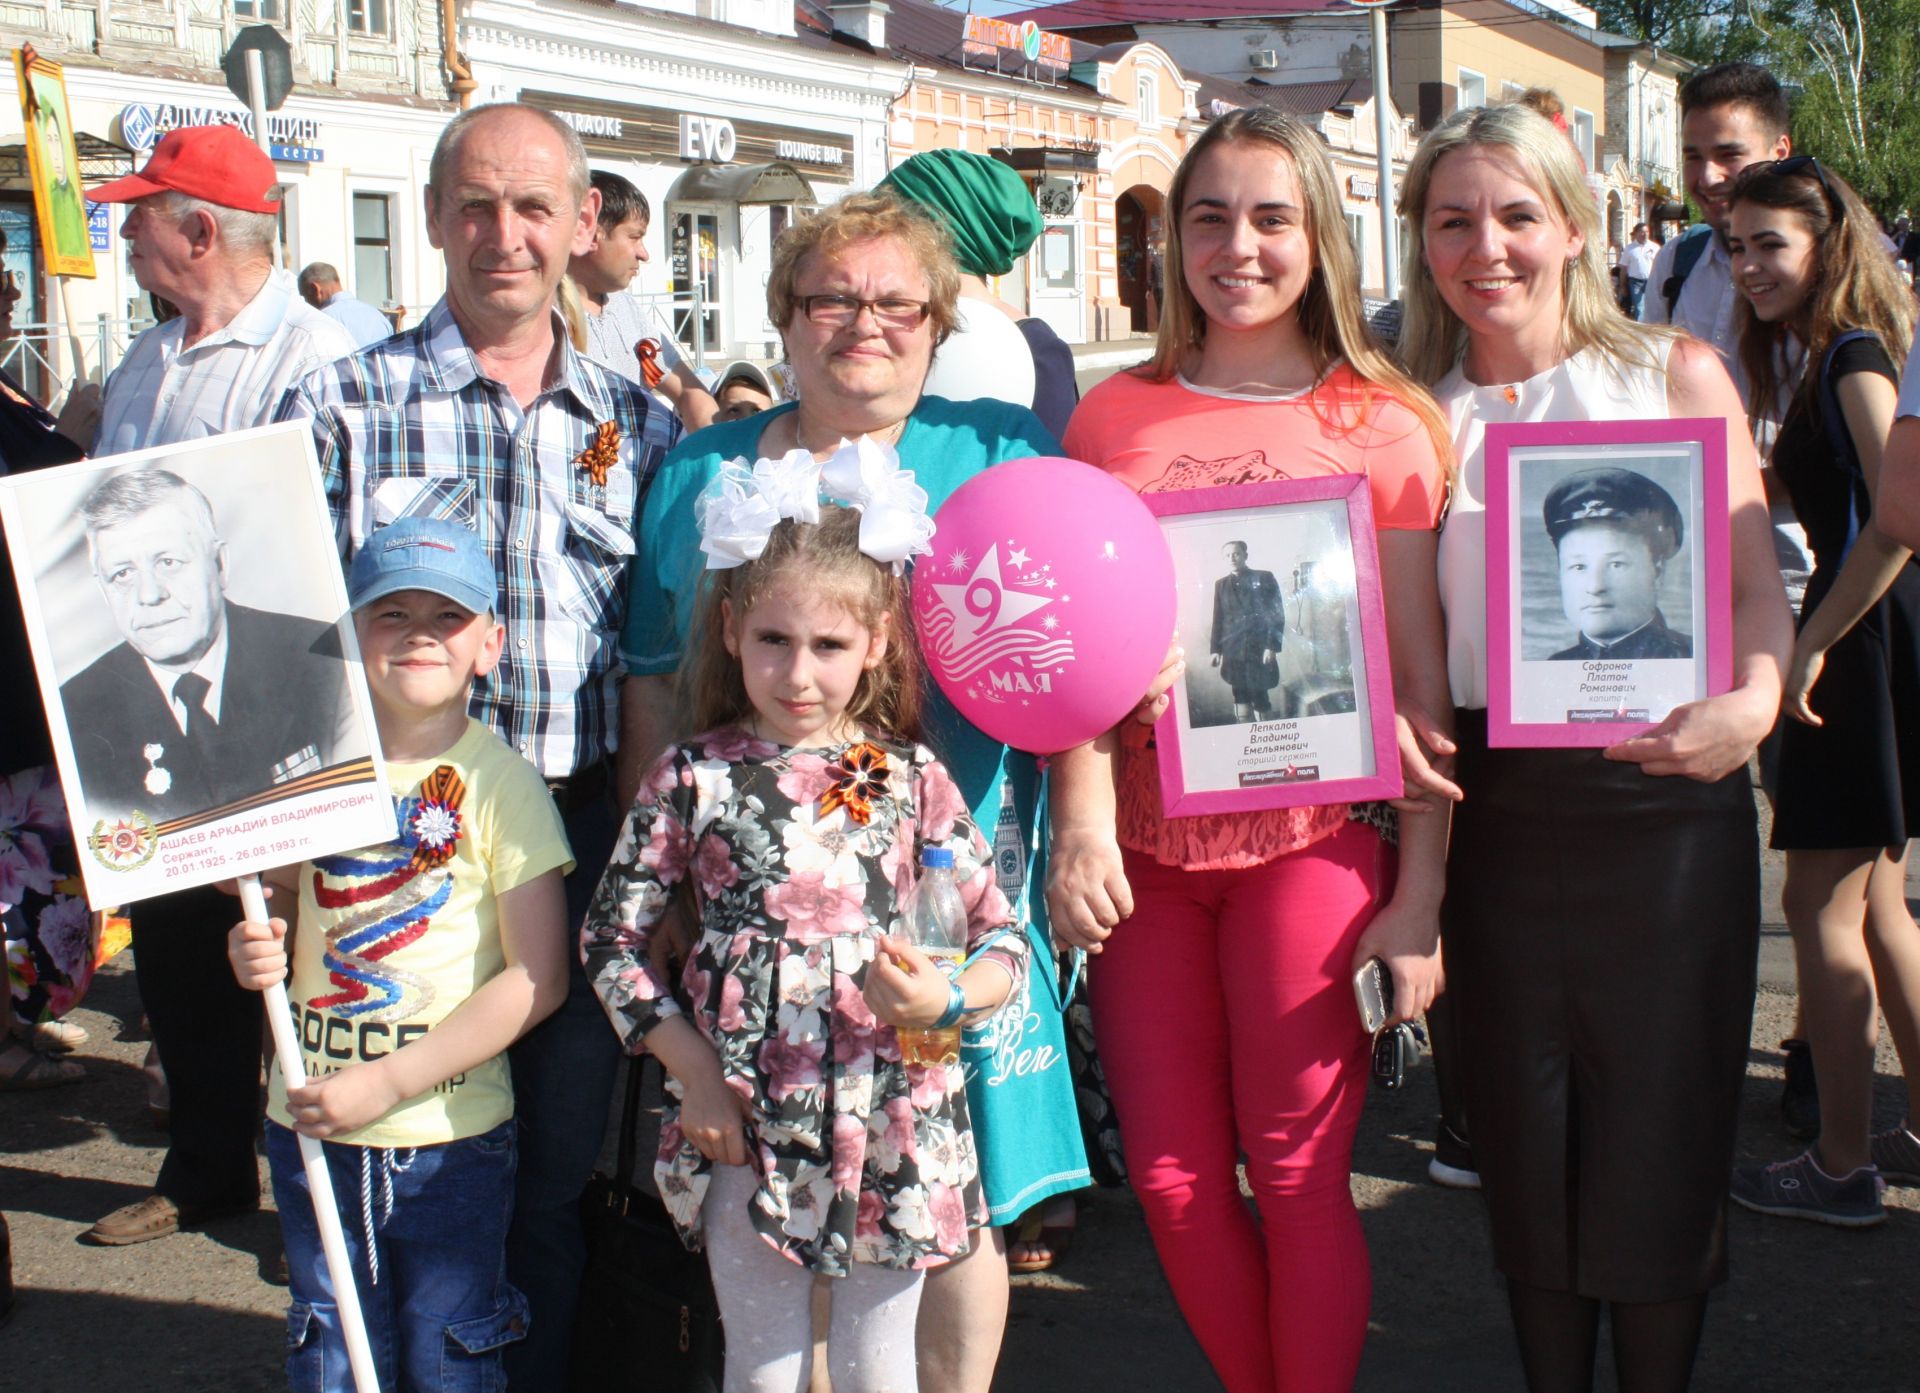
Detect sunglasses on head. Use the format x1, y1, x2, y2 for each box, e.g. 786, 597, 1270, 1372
1748, 155, 1843, 215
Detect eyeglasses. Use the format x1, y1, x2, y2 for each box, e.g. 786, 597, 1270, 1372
797, 294, 932, 330
1747, 156, 1844, 215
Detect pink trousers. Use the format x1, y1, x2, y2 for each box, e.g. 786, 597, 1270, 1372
1090, 821, 1387, 1393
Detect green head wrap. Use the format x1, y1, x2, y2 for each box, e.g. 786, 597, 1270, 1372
879, 149, 1044, 278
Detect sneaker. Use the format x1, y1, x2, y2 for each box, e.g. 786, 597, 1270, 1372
1870, 1125, 1920, 1185
1730, 1151, 1884, 1228
1428, 1121, 1481, 1189
1779, 1038, 1820, 1140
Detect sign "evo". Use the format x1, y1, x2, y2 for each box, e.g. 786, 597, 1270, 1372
678, 114, 737, 163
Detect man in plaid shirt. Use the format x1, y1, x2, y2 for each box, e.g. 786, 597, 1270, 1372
278, 102, 677, 1387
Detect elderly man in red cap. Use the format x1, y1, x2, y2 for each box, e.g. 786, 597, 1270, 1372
88, 123, 354, 454
78, 125, 355, 1249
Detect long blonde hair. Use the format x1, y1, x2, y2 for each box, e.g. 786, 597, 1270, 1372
1729, 160, 1915, 425
679, 506, 924, 742
1396, 103, 1676, 386
1140, 108, 1452, 470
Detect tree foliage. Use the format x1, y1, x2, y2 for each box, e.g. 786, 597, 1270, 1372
1591, 0, 1731, 56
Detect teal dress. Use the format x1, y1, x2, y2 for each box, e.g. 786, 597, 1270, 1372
622, 396, 1092, 1222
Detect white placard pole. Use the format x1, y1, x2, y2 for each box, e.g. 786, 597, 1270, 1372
243, 50, 284, 267
238, 874, 382, 1393
1370, 4, 1399, 301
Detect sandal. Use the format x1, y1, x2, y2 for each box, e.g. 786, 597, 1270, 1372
0, 1043, 84, 1092
1007, 1198, 1076, 1274
9, 1018, 87, 1054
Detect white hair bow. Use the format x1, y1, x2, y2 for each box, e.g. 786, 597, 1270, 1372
695, 435, 935, 573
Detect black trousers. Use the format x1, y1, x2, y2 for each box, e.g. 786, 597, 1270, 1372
132, 883, 264, 1210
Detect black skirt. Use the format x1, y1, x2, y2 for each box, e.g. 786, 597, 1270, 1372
1441, 709, 1759, 1302
1771, 558, 1920, 850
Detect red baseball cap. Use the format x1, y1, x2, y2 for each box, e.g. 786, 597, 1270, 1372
88, 124, 282, 213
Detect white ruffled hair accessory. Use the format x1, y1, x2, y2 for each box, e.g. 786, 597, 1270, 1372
695, 435, 935, 573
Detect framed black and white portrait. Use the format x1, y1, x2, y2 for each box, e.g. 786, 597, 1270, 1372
1485, 418, 1732, 747
1143, 476, 1402, 817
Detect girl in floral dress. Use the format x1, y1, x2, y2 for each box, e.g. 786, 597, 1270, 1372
583, 468, 1026, 1393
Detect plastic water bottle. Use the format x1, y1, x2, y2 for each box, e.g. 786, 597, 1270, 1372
897, 846, 967, 1067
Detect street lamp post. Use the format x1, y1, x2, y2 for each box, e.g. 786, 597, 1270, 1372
1352, 0, 1399, 300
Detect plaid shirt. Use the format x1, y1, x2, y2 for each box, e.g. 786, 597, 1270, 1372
278, 299, 677, 778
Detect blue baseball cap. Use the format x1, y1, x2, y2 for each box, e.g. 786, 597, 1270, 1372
349, 517, 496, 616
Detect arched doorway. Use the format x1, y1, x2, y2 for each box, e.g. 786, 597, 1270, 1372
1115, 184, 1163, 334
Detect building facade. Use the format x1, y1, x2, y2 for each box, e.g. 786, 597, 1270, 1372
1600, 37, 1690, 239
465, 0, 906, 364
0, 0, 455, 394
886, 1, 1197, 343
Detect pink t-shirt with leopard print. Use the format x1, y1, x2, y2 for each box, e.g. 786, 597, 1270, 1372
1063, 364, 1447, 870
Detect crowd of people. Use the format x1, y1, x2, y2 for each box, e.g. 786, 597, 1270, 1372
2, 52, 1917, 1393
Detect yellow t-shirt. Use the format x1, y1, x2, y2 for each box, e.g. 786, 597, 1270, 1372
267, 719, 574, 1148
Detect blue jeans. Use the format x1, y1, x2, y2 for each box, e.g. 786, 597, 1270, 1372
1627, 276, 1648, 319
502, 785, 622, 1390
267, 1119, 526, 1393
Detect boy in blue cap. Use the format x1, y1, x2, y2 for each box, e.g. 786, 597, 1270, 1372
227, 516, 574, 1391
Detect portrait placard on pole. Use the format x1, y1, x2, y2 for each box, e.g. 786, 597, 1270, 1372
12, 47, 96, 280
0, 421, 394, 904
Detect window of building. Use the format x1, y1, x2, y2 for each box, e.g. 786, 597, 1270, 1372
1137, 74, 1158, 127
1458, 69, 1486, 109
348, 0, 389, 35
1346, 211, 1365, 263
352, 192, 395, 308
1502, 81, 1528, 103
232, 0, 284, 20
1572, 108, 1596, 169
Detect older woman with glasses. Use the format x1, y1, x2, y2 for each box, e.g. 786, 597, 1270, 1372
614, 188, 1089, 1393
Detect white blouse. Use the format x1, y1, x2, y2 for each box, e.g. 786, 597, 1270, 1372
1435, 343, 1673, 709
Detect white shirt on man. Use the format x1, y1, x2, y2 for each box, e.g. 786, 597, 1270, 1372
1623, 239, 1660, 281
96, 267, 355, 454
320, 290, 394, 349
582, 289, 687, 400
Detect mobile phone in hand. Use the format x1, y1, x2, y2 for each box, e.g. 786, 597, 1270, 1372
1353, 957, 1392, 1035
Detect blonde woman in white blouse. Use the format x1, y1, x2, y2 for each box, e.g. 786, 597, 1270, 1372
1394, 101, 1792, 1393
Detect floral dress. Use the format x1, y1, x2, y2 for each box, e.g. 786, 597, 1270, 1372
3, 764, 95, 1023
582, 726, 1025, 1276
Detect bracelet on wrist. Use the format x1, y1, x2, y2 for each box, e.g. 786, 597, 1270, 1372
931, 980, 968, 1030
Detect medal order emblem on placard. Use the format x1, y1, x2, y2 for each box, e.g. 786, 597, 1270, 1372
142, 742, 171, 796
88, 811, 159, 872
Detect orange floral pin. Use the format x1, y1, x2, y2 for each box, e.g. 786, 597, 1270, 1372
408, 764, 468, 872
576, 420, 621, 488
820, 742, 890, 826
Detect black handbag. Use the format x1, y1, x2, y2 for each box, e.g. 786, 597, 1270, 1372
569, 1058, 725, 1392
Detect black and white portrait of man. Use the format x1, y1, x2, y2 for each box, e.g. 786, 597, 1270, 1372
1208, 539, 1287, 724
56, 468, 357, 820
1541, 467, 1693, 661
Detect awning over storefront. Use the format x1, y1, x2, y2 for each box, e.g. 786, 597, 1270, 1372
0, 131, 136, 184
667, 161, 817, 205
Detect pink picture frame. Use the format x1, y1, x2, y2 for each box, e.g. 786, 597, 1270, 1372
1484, 417, 1732, 748
1143, 476, 1404, 818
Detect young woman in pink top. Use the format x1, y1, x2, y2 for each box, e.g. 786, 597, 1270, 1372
1049, 109, 1457, 1393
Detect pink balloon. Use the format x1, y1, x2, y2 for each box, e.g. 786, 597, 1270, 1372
913, 457, 1175, 754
